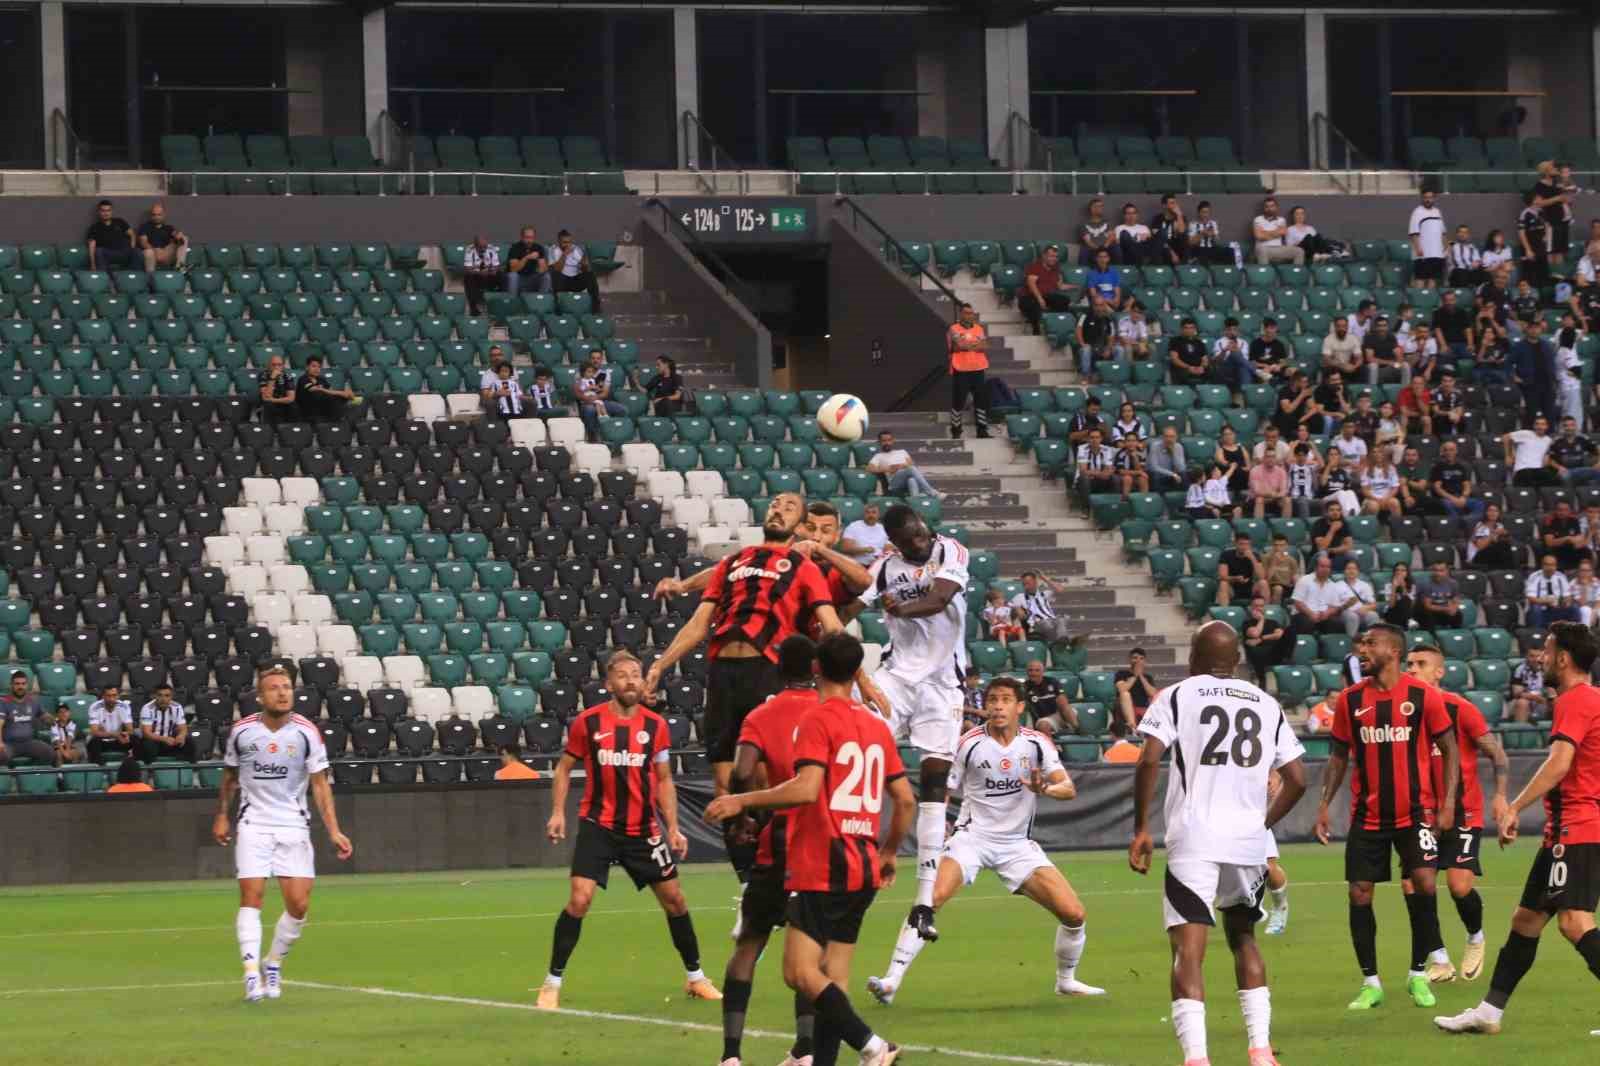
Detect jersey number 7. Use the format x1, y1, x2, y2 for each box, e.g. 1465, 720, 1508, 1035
830, 741, 885, 814
1198, 705, 1264, 768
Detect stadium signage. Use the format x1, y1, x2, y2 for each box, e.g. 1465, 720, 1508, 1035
673, 199, 813, 242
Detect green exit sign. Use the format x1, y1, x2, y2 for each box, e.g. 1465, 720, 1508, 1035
769, 207, 808, 232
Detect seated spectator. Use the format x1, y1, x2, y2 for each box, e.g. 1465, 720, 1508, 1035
106, 756, 154, 794
648, 356, 685, 416
139, 684, 196, 763
867, 431, 939, 498
1215, 426, 1251, 498
1023, 660, 1078, 736
1402, 321, 1439, 382
1287, 442, 1320, 518
1481, 228, 1514, 274
1252, 423, 1292, 464
1427, 439, 1483, 520
137, 201, 189, 274
1074, 291, 1119, 379
1430, 370, 1466, 435
1322, 315, 1364, 378
1167, 316, 1212, 384
1248, 317, 1291, 383
1113, 648, 1158, 735
1150, 195, 1187, 265
550, 230, 603, 313
1349, 299, 1378, 342
1311, 499, 1356, 568
1375, 401, 1406, 460
1252, 197, 1303, 265
1274, 369, 1321, 439
1114, 434, 1150, 498
505, 225, 551, 297
461, 234, 502, 316
1361, 316, 1408, 385
1184, 466, 1216, 519
296, 355, 357, 422
1066, 395, 1104, 448
1113, 203, 1157, 265
1201, 462, 1235, 518
983, 588, 1026, 646
1116, 302, 1154, 361
1008, 571, 1076, 647
574, 364, 624, 443
1574, 558, 1600, 626
1467, 501, 1518, 570
485, 361, 530, 420
1262, 533, 1301, 603
1291, 553, 1346, 635
257, 353, 297, 425
1019, 244, 1075, 335
1583, 503, 1600, 562
1551, 414, 1600, 485
1509, 647, 1550, 722
1076, 197, 1113, 266
1241, 596, 1287, 685
87, 685, 136, 764
1185, 200, 1233, 265
1084, 248, 1122, 308
1318, 449, 1360, 517
478, 344, 511, 404
1109, 401, 1144, 444
527, 365, 564, 417
495, 743, 541, 780
1284, 205, 1321, 257
1505, 415, 1560, 486
1383, 562, 1415, 628
1446, 224, 1486, 287
1394, 375, 1431, 437
1217, 532, 1268, 607
1331, 419, 1369, 465
1474, 327, 1511, 386
1314, 368, 1350, 434
1432, 289, 1475, 366
1396, 444, 1429, 512
1542, 499, 1588, 572
0, 671, 53, 767
86, 198, 136, 271
50, 704, 83, 764
1338, 558, 1381, 638
1413, 560, 1465, 629
1145, 426, 1186, 492
1569, 245, 1600, 331
1526, 553, 1582, 628
1209, 317, 1257, 390
839, 501, 888, 564
1248, 449, 1291, 518
1359, 451, 1403, 522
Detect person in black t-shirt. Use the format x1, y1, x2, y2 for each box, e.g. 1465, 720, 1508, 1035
1167, 318, 1211, 384
1067, 396, 1104, 447
1273, 369, 1320, 438
1241, 596, 1286, 686
86, 199, 136, 271
1111, 649, 1158, 736
1022, 660, 1077, 736
136, 201, 188, 274
296, 355, 357, 423
1247, 318, 1290, 382
1217, 532, 1267, 608
505, 225, 551, 297
1517, 189, 1550, 289
1510, 277, 1541, 331
1312, 368, 1349, 434
1430, 289, 1474, 364
1426, 439, 1482, 520
1550, 416, 1600, 485
1429, 370, 1466, 435
1541, 499, 1588, 571
257, 353, 298, 425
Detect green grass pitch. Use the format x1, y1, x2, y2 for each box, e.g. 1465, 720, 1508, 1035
1, 843, 1594, 1065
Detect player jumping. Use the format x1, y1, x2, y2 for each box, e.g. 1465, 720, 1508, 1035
1129, 622, 1307, 1066
1436, 621, 1600, 1036
867, 676, 1105, 1004
213, 667, 353, 1003
538, 651, 720, 1009
707, 633, 916, 1066
1314, 624, 1460, 1010
1399, 644, 1510, 983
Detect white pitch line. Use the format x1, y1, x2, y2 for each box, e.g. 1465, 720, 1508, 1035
291, 980, 1112, 1066
0, 980, 230, 996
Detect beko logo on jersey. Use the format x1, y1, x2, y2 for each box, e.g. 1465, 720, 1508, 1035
251, 762, 289, 777
1359, 724, 1413, 744
729, 565, 782, 582
983, 777, 1023, 795
597, 749, 648, 768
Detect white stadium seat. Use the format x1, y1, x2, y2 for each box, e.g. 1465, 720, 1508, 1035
508, 419, 548, 448
291, 593, 332, 626
646, 471, 685, 501
279, 477, 320, 506
382, 655, 427, 690
685, 471, 723, 501
711, 498, 750, 527
670, 497, 709, 530
340, 655, 384, 692
251, 592, 293, 633
408, 393, 447, 421
261, 503, 305, 535
244, 534, 285, 566
451, 685, 494, 719
267, 564, 310, 595
410, 687, 452, 724
315, 624, 359, 660
241, 477, 281, 508
546, 417, 586, 449
572, 443, 612, 475
222, 507, 263, 536
445, 393, 481, 420
204, 536, 244, 568
620, 442, 660, 475
275, 623, 318, 661
694, 524, 732, 551
224, 563, 266, 599
735, 525, 764, 547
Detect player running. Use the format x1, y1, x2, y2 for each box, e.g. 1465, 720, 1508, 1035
1399, 643, 1510, 983
212, 667, 353, 1003
538, 651, 720, 1009
1436, 621, 1600, 1036
1314, 623, 1461, 1010
1129, 622, 1307, 1066
706, 633, 916, 1066
866, 675, 1105, 1004
841, 504, 969, 945
720, 635, 824, 1066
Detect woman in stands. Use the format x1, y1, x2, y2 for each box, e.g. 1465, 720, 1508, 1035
1382, 562, 1414, 628
649, 356, 684, 416
1358, 450, 1403, 523
1481, 229, 1514, 273
1109, 401, 1144, 445
1467, 501, 1518, 571
1214, 425, 1252, 500
1285, 206, 1328, 260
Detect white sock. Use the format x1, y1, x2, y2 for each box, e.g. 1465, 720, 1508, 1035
1468, 930, 1485, 945
1237, 986, 1271, 1052
1171, 998, 1207, 1062
1054, 922, 1086, 981
884, 920, 928, 986
1408, 968, 1424, 979
1428, 948, 1451, 966
914, 802, 945, 909
1268, 885, 1288, 912
686, 968, 706, 982
236, 906, 262, 973
1478, 1000, 1503, 1024
545, 973, 563, 987
862, 1034, 886, 1057
266, 912, 305, 966
1363, 975, 1381, 989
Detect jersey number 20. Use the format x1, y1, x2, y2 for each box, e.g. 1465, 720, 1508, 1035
830, 741, 885, 814
1199, 705, 1263, 768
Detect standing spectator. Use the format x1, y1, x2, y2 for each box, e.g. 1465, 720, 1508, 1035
1551, 415, 1600, 485
1150, 195, 1187, 265
1509, 276, 1542, 336
1114, 434, 1150, 498
1217, 531, 1268, 607
1248, 449, 1291, 518
867, 431, 940, 498
1242, 596, 1286, 685
85, 199, 137, 271
1311, 499, 1356, 568
947, 302, 990, 439
1116, 302, 1154, 362
295, 355, 357, 423
1541, 499, 1588, 572
1022, 660, 1077, 736
485, 362, 529, 420
1187, 201, 1235, 265
1145, 426, 1186, 492
983, 589, 1025, 647
1408, 186, 1446, 289
1113, 203, 1156, 265
1382, 562, 1415, 628
1467, 502, 1518, 570
1525, 554, 1581, 628
1247, 317, 1290, 383
1074, 292, 1119, 379
1426, 439, 1482, 520
1291, 553, 1346, 636
1532, 161, 1570, 271
1554, 312, 1586, 427
1446, 224, 1486, 287
1510, 317, 1559, 427
1251, 197, 1302, 265
1008, 571, 1076, 647
50, 705, 84, 764
1210, 317, 1256, 389
106, 757, 153, 794
504, 226, 550, 297
0, 671, 53, 767
548, 230, 603, 313
1263, 533, 1302, 603
1085, 249, 1122, 308
649, 356, 684, 416
87, 684, 136, 764
461, 234, 502, 316
1413, 560, 1465, 629
1361, 316, 1408, 385
257, 353, 297, 425
1322, 315, 1364, 378
1431, 289, 1475, 367
1505, 415, 1559, 486
137, 201, 189, 274
1075, 427, 1118, 494
1508, 648, 1550, 723
1076, 197, 1113, 266
839, 502, 888, 565
1018, 244, 1074, 336
1516, 189, 1550, 290
1359, 451, 1403, 522
138, 684, 196, 763
1112, 649, 1158, 735
1338, 559, 1381, 638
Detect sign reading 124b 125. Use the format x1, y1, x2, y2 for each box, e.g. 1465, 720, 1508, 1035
674, 199, 813, 242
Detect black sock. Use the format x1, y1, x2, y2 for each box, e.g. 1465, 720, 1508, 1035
721, 977, 752, 1061
812, 1018, 842, 1066
1576, 928, 1600, 981
666, 911, 702, 973
812, 983, 873, 1052
1486, 931, 1540, 1009
1453, 890, 1484, 937
549, 910, 583, 977
791, 988, 816, 1058
1350, 902, 1378, 978
1405, 891, 1442, 970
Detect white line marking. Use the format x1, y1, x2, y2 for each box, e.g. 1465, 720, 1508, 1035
0, 980, 230, 996
292, 980, 1111, 1066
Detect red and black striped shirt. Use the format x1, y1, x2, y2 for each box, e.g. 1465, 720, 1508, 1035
1545, 683, 1600, 846
806, 558, 854, 640
703, 544, 832, 662
737, 686, 821, 868
1331, 677, 1453, 831
565, 702, 673, 838
1430, 692, 1490, 830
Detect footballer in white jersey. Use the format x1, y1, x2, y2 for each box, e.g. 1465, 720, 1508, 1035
1128, 622, 1307, 1066
867, 677, 1105, 1004
213, 667, 353, 1004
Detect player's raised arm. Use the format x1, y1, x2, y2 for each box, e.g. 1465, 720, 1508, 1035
794, 540, 874, 595
885, 577, 962, 620
644, 600, 717, 696
546, 753, 578, 843
212, 766, 239, 846
309, 771, 353, 860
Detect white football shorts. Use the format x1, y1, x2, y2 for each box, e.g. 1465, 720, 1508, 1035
876, 671, 962, 761
236, 823, 316, 880
1162, 856, 1267, 929
943, 829, 1054, 894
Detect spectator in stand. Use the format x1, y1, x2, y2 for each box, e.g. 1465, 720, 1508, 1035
1573, 558, 1600, 626
495, 743, 541, 781
1184, 467, 1216, 520
1019, 244, 1075, 336
1413, 560, 1465, 629
1446, 224, 1486, 287
1467, 502, 1518, 570
548, 230, 602, 313
1525, 554, 1582, 628
1402, 320, 1439, 383
1481, 228, 1515, 275
1331, 419, 1369, 465
1150, 195, 1187, 266
1427, 439, 1483, 520
1248, 449, 1291, 518
1242, 596, 1286, 685
1110, 401, 1145, 445
85, 199, 137, 271
1375, 400, 1406, 459
1075, 291, 1119, 380
1542, 499, 1588, 571
1284, 205, 1322, 259
1319, 448, 1361, 516
87, 684, 136, 764
1273, 368, 1318, 438
1263, 533, 1301, 603
948, 301, 991, 439
1338, 558, 1381, 638
1252, 197, 1302, 265
1008, 571, 1077, 648
1408, 186, 1446, 289
1185, 201, 1233, 264
1383, 562, 1415, 628
1510, 317, 1560, 427
1291, 553, 1346, 636
1252, 423, 1292, 464
1397, 374, 1433, 437
1085, 248, 1122, 307
1396, 444, 1430, 512
1114, 434, 1150, 498
1076, 197, 1113, 266
1311, 499, 1356, 569
867, 430, 940, 498
1349, 299, 1378, 342
504, 225, 551, 297
527, 365, 563, 417
1116, 301, 1154, 362
574, 364, 623, 442
1551, 415, 1600, 484
1209, 317, 1256, 389
583, 348, 622, 410
1322, 316, 1364, 379
1432, 289, 1475, 367
1474, 324, 1511, 386
1114, 203, 1157, 265
1076, 426, 1118, 495
478, 344, 511, 405
1359, 450, 1403, 522
138, 683, 196, 763
1509, 647, 1551, 723
962, 673, 986, 730
1476, 262, 1513, 331
106, 757, 153, 794
1248, 316, 1291, 383
1022, 660, 1078, 736
1167, 317, 1212, 384
0, 671, 53, 767
1067, 394, 1104, 448
461, 235, 502, 316
295, 355, 357, 423
137, 202, 189, 274
1145, 426, 1186, 493
1430, 370, 1466, 435
1217, 531, 1268, 607
1582, 504, 1600, 565
1509, 276, 1542, 338
649, 356, 684, 416
1361, 315, 1408, 385
257, 353, 297, 426
485, 361, 530, 420
983, 589, 1025, 647
1570, 243, 1600, 329
50, 704, 83, 764
1215, 425, 1251, 500
1286, 442, 1320, 518
839, 501, 888, 564
1517, 189, 1551, 290
1113, 648, 1159, 735
1202, 462, 1235, 518
1505, 415, 1559, 486
1554, 312, 1586, 427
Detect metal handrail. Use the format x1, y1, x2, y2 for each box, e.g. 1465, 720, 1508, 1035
49, 109, 85, 194
643, 196, 759, 310
375, 109, 411, 173
1311, 111, 1373, 192
680, 110, 743, 175
1003, 109, 1053, 173
162, 168, 638, 197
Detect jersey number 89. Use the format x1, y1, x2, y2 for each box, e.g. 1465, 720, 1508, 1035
1199, 705, 1263, 768
830, 741, 885, 814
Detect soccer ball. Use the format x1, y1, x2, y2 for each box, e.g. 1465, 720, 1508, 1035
817, 393, 869, 442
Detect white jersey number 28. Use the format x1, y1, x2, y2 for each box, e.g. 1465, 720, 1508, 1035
1198, 705, 1264, 768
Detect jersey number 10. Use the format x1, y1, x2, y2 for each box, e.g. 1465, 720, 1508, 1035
830, 741, 885, 814
1199, 705, 1264, 768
